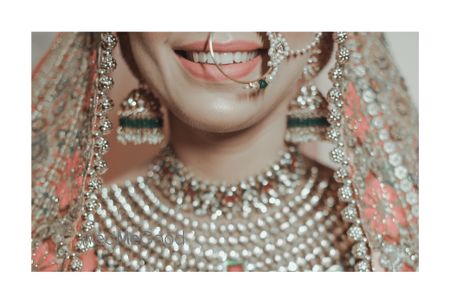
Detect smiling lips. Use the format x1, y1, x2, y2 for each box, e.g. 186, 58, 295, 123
175, 40, 263, 82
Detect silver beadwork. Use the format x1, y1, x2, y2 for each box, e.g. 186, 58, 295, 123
326, 32, 372, 271
94, 160, 353, 272
69, 32, 118, 271
149, 145, 307, 219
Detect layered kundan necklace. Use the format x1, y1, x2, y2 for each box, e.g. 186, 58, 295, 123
94, 144, 353, 271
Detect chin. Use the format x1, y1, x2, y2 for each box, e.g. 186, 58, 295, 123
169, 96, 265, 133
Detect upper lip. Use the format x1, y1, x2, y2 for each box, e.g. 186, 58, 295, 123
175, 40, 263, 52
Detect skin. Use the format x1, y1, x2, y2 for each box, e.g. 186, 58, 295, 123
115, 32, 325, 182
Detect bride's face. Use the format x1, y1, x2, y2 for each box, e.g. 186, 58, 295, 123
126, 32, 317, 132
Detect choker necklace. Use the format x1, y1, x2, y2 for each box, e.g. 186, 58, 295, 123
148, 144, 307, 220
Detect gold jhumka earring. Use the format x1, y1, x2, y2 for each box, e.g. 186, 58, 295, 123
116, 85, 164, 145
285, 33, 330, 143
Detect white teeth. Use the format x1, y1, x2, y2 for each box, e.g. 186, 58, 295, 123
186, 51, 258, 64
200, 52, 207, 62
206, 52, 214, 64
222, 52, 233, 64
193, 52, 199, 62
234, 52, 242, 63
241, 52, 248, 62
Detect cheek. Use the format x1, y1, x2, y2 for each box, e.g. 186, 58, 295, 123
128, 33, 169, 94
283, 32, 317, 51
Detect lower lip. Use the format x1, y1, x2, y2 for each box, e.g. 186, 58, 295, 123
175, 52, 262, 82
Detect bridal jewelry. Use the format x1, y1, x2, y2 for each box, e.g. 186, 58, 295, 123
31, 32, 420, 273
74, 32, 368, 273
285, 35, 330, 143
149, 144, 307, 220
285, 84, 330, 143
117, 86, 164, 145
208, 32, 323, 90
93, 143, 354, 272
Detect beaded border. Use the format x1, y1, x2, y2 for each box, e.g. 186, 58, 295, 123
68, 33, 117, 271
326, 32, 372, 271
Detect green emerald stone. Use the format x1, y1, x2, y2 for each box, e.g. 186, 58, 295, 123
258, 79, 268, 89
287, 117, 330, 128
119, 117, 163, 129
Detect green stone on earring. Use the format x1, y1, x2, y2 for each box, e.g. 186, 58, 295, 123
119, 117, 163, 129
258, 79, 268, 89
287, 117, 330, 128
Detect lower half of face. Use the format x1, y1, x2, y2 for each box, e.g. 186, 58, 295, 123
127, 32, 316, 133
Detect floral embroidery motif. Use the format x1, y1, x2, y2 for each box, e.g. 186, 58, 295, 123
54, 150, 84, 210
344, 82, 369, 143
362, 172, 408, 244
